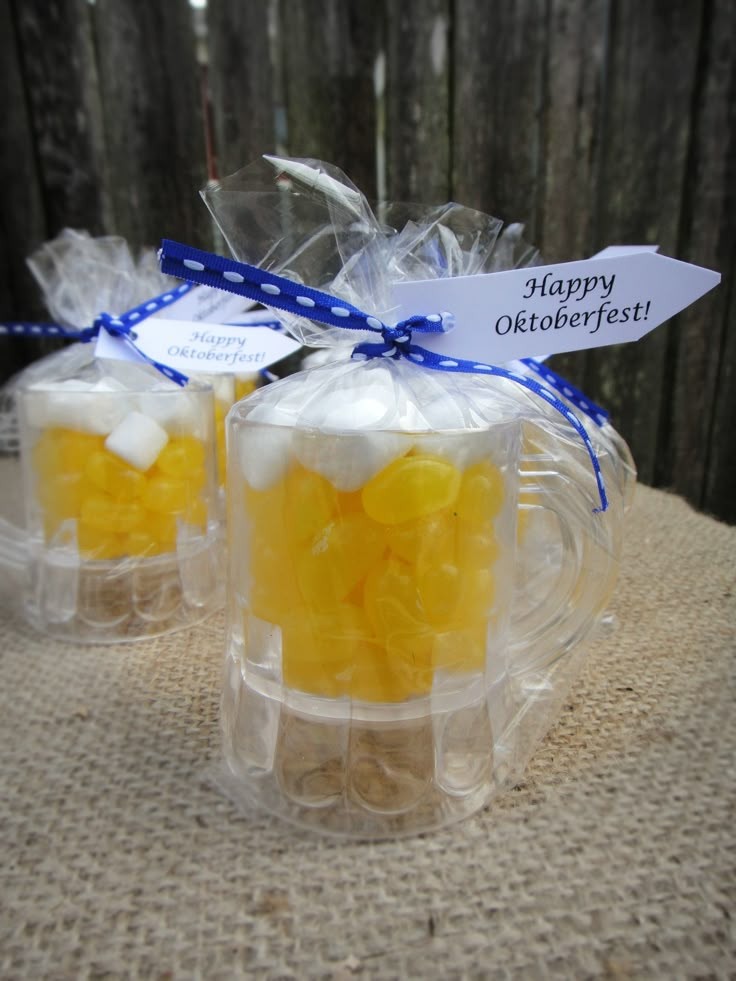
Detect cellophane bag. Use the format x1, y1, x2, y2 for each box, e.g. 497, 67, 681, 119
205, 157, 633, 836
1, 229, 265, 490
1, 229, 224, 641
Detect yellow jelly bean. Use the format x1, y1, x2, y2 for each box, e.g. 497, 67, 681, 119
362, 454, 461, 525
456, 568, 496, 624
80, 493, 145, 534
183, 497, 208, 529
416, 563, 463, 626
456, 460, 505, 524
363, 557, 428, 639
281, 604, 376, 698
142, 475, 191, 514
456, 523, 499, 570
296, 513, 386, 609
37, 472, 87, 520
249, 532, 301, 624
77, 520, 126, 560
280, 604, 430, 703
351, 620, 433, 700
31, 430, 62, 480
124, 529, 169, 557
42, 512, 75, 545
156, 436, 206, 478
390, 508, 457, 570
85, 450, 147, 499
140, 510, 178, 548
235, 377, 257, 401
350, 639, 432, 702
433, 622, 487, 673
58, 430, 106, 472
335, 489, 364, 515
243, 478, 297, 619
285, 465, 338, 544
215, 402, 228, 485
243, 478, 287, 543
217, 431, 226, 484
33, 428, 104, 478
416, 564, 495, 631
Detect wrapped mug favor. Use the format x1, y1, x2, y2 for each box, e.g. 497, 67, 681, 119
220, 359, 620, 836
1, 230, 224, 641
159, 157, 641, 836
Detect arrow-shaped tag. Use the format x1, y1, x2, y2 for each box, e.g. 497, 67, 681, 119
391, 251, 720, 364
96, 318, 301, 373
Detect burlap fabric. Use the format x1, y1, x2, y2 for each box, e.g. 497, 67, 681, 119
1, 483, 734, 979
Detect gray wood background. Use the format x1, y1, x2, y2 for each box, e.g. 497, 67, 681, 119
1, 0, 733, 522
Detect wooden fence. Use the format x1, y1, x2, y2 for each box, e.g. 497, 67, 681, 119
1, 0, 734, 522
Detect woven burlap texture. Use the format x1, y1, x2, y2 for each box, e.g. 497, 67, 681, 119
1, 484, 734, 980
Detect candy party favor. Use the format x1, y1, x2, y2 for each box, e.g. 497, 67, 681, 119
161, 157, 718, 836
2, 230, 225, 641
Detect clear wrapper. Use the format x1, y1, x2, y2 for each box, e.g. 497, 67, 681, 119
1, 229, 270, 487
211, 157, 634, 837
1, 230, 224, 641
195, 371, 263, 488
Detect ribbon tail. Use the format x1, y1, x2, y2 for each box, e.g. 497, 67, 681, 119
387, 343, 609, 513
521, 358, 609, 426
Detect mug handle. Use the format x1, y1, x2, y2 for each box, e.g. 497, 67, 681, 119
507, 444, 622, 675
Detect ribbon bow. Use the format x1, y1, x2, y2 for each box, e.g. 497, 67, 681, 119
158, 239, 609, 512
0, 283, 196, 386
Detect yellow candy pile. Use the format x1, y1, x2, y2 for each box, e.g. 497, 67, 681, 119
214, 376, 258, 485
32, 427, 209, 560
243, 451, 505, 703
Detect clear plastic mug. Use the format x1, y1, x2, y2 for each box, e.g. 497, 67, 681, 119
17, 375, 223, 642
221, 407, 619, 837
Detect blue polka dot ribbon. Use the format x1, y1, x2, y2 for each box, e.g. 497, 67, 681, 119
519, 359, 609, 427
0, 282, 197, 387
159, 239, 609, 512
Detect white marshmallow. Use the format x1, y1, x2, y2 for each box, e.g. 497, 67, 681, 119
105, 411, 169, 471
418, 393, 468, 430
23, 376, 138, 436
238, 424, 293, 491
238, 402, 297, 490
411, 394, 493, 467
91, 375, 128, 393
24, 380, 93, 432
136, 387, 203, 438
72, 376, 137, 434
415, 431, 493, 469
302, 391, 397, 431
293, 429, 408, 491
209, 374, 236, 406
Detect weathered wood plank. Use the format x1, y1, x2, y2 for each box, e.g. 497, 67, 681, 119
539, 0, 608, 262
705, 264, 736, 523
279, 0, 380, 198
385, 0, 450, 202
452, 0, 547, 236
0, 0, 65, 381
583, 0, 702, 486
0, 0, 47, 316
542, 0, 609, 389
693, 1, 736, 522
93, 0, 208, 250
664, 0, 736, 510
12, 0, 108, 236
207, 0, 275, 180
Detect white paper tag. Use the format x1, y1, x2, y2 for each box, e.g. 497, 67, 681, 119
95, 318, 301, 372
392, 250, 720, 364
503, 246, 660, 368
